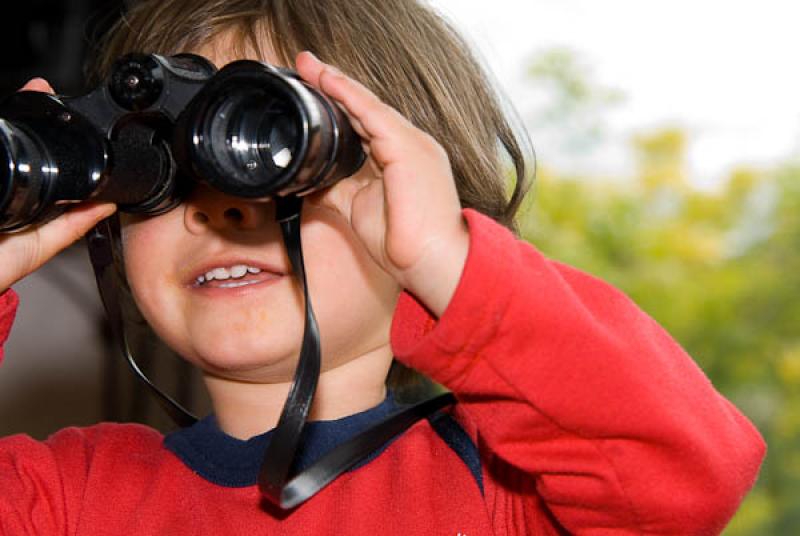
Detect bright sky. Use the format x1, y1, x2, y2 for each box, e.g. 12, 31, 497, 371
429, 0, 800, 186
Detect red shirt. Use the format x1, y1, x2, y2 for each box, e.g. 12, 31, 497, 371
0, 209, 765, 535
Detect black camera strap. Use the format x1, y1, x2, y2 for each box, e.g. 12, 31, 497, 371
87, 196, 455, 511
262, 197, 455, 509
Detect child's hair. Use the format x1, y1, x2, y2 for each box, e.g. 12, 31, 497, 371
90, 0, 534, 401
91, 0, 533, 231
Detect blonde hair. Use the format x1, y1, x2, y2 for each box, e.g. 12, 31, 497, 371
91, 0, 532, 231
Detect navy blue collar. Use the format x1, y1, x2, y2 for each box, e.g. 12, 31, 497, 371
164, 392, 399, 487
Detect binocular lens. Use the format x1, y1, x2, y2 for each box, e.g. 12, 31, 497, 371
215, 88, 301, 186
179, 60, 366, 199
0, 120, 56, 230
0, 91, 110, 232
182, 73, 314, 199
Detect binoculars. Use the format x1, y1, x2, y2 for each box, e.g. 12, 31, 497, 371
0, 53, 365, 231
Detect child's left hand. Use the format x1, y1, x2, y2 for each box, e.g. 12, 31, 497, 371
295, 51, 469, 318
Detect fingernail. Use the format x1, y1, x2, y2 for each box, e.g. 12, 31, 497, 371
93, 203, 117, 218
21, 77, 53, 94
21, 77, 42, 89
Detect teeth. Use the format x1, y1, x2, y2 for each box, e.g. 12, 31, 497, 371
197, 264, 264, 285
212, 267, 230, 280
230, 265, 248, 278
217, 280, 261, 289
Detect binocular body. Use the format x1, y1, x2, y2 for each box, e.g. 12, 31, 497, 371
0, 53, 365, 231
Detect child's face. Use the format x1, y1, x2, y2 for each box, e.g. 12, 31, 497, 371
120, 39, 400, 384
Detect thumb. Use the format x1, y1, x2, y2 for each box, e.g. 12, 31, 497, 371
0, 202, 116, 293
35, 202, 117, 261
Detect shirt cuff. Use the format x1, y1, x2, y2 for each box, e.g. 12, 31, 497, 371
0, 288, 19, 364
390, 209, 519, 389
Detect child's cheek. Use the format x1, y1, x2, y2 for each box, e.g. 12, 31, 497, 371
119, 215, 156, 269
119, 211, 183, 280
118, 214, 184, 333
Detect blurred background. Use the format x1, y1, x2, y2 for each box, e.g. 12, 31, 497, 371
0, 0, 796, 533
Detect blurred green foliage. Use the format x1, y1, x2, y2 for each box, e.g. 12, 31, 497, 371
523, 48, 798, 534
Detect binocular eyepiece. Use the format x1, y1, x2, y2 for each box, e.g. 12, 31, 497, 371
0, 53, 365, 231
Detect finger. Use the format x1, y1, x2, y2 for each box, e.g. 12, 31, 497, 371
20, 78, 55, 94
34, 202, 116, 265
304, 178, 358, 223
346, 114, 370, 144
296, 52, 411, 144
295, 51, 327, 91
294, 52, 371, 142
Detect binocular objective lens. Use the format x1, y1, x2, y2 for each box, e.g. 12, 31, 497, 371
0, 120, 56, 230
229, 97, 298, 175
202, 88, 301, 195
181, 61, 364, 199
260, 114, 297, 170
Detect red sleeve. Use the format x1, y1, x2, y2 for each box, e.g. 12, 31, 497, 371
0, 289, 18, 365
391, 209, 766, 534
0, 424, 164, 535
0, 434, 73, 534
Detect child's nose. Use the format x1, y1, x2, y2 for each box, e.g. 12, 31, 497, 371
183, 186, 270, 234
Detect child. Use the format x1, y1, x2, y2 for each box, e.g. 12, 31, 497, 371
0, 0, 765, 534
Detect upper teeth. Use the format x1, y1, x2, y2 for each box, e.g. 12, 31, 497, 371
197, 264, 262, 284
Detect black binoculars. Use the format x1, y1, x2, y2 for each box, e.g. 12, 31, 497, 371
0, 53, 365, 232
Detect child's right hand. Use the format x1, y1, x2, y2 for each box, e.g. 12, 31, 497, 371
0, 79, 116, 294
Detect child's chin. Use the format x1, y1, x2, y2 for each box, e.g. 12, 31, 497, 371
190, 337, 301, 382
179, 309, 304, 369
